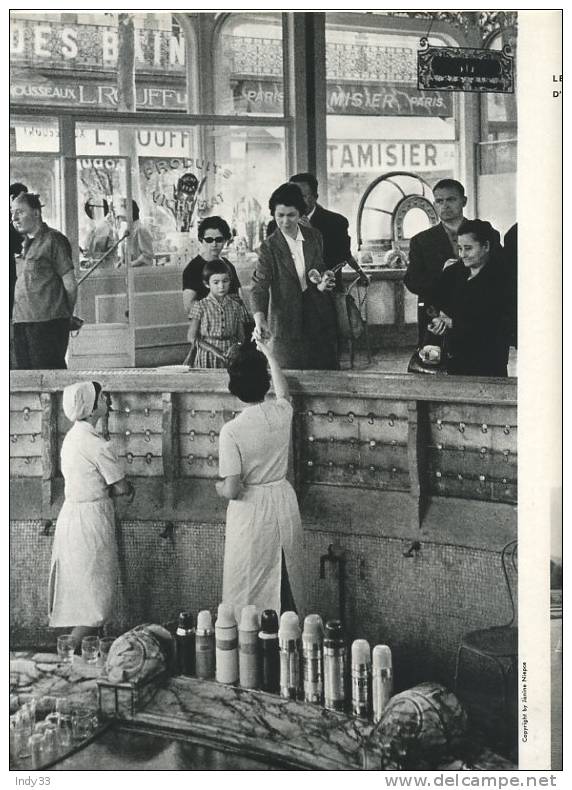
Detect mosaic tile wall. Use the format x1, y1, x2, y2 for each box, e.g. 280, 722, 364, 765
10, 518, 516, 695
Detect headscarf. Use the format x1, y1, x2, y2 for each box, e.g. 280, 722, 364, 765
62, 382, 97, 422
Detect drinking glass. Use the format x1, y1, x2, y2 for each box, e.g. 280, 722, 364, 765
55, 697, 72, 716
42, 724, 58, 761
57, 634, 75, 664
29, 733, 44, 769
71, 707, 94, 741
58, 714, 73, 748
81, 635, 99, 664
98, 636, 115, 664
10, 714, 30, 760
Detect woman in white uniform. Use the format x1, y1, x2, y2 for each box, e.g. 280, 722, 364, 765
216, 340, 305, 618
49, 381, 134, 648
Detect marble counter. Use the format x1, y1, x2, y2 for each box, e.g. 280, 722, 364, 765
10, 652, 516, 771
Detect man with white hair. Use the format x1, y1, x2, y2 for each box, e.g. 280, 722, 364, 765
11, 192, 77, 369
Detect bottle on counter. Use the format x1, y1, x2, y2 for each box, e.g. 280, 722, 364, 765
215, 603, 239, 685
324, 619, 347, 712
351, 639, 371, 719
372, 644, 393, 723
279, 611, 301, 700
238, 605, 259, 689
258, 609, 280, 694
302, 613, 324, 704
195, 610, 215, 680
176, 611, 196, 676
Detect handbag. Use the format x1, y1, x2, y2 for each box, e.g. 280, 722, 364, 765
334, 292, 365, 340
407, 341, 448, 375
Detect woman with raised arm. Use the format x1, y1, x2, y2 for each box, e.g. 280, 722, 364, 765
216, 338, 305, 617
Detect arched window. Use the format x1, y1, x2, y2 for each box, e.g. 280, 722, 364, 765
324, 12, 461, 246
213, 12, 284, 116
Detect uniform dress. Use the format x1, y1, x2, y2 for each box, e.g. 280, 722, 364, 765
188, 292, 251, 368
218, 398, 305, 618
48, 420, 124, 627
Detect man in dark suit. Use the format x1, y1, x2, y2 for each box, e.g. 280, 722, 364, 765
404, 178, 468, 345
268, 172, 368, 288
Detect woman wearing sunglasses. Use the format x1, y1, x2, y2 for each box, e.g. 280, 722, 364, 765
182, 216, 242, 314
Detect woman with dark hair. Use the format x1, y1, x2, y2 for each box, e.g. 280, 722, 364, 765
182, 216, 242, 314
48, 381, 135, 648
428, 219, 510, 376
216, 339, 305, 617
250, 182, 338, 369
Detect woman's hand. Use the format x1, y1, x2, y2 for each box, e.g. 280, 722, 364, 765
253, 337, 273, 360
428, 312, 452, 335
317, 270, 336, 292
253, 313, 271, 342
216, 475, 242, 500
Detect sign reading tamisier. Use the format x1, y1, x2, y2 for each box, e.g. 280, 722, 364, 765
417, 38, 514, 93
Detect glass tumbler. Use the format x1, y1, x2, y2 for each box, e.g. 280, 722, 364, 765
98, 636, 115, 664
29, 733, 45, 770
72, 708, 94, 741
81, 635, 100, 664
58, 713, 73, 748
57, 634, 75, 663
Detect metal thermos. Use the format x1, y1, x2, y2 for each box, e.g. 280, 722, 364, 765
238, 605, 259, 689
215, 603, 239, 685
258, 609, 280, 693
372, 644, 393, 723
176, 611, 196, 676
195, 610, 215, 680
302, 614, 324, 704
279, 611, 301, 700
324, 619, 347, 711
351, 639, 371, 719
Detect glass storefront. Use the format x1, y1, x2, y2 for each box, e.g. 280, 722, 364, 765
325, 13, 460, 247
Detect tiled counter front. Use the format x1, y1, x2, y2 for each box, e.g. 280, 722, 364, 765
10, 369, 517, 688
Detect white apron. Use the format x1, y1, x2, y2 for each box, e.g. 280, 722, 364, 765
48, 420, 123, 627
219, 399, 305, 619
222, 478, 305, 619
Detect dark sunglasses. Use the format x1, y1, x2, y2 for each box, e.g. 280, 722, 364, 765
203, 236, 225, 244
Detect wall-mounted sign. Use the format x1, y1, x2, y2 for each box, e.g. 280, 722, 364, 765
10, 17, 185, 71
10, 78, 187, 110
326, 141, 456, 173
327, 82, 453, 117
417, 40, 514, 93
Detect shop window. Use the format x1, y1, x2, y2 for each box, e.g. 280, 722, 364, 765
74, 122, 286, 277
214, 13, 284, 116
9, 116, 62, 229
325, 13, 459, 245
478, 31, 517, 175
10, 11, 191, 113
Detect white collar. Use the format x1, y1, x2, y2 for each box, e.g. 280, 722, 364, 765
282, 226, 305, 245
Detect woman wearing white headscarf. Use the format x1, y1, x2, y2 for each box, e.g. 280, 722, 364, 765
48, 381, 134, 648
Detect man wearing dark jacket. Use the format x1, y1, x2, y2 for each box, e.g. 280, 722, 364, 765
404, 178, 468, 345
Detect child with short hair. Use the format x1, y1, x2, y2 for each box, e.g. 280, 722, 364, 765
187, 260, 251, 368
